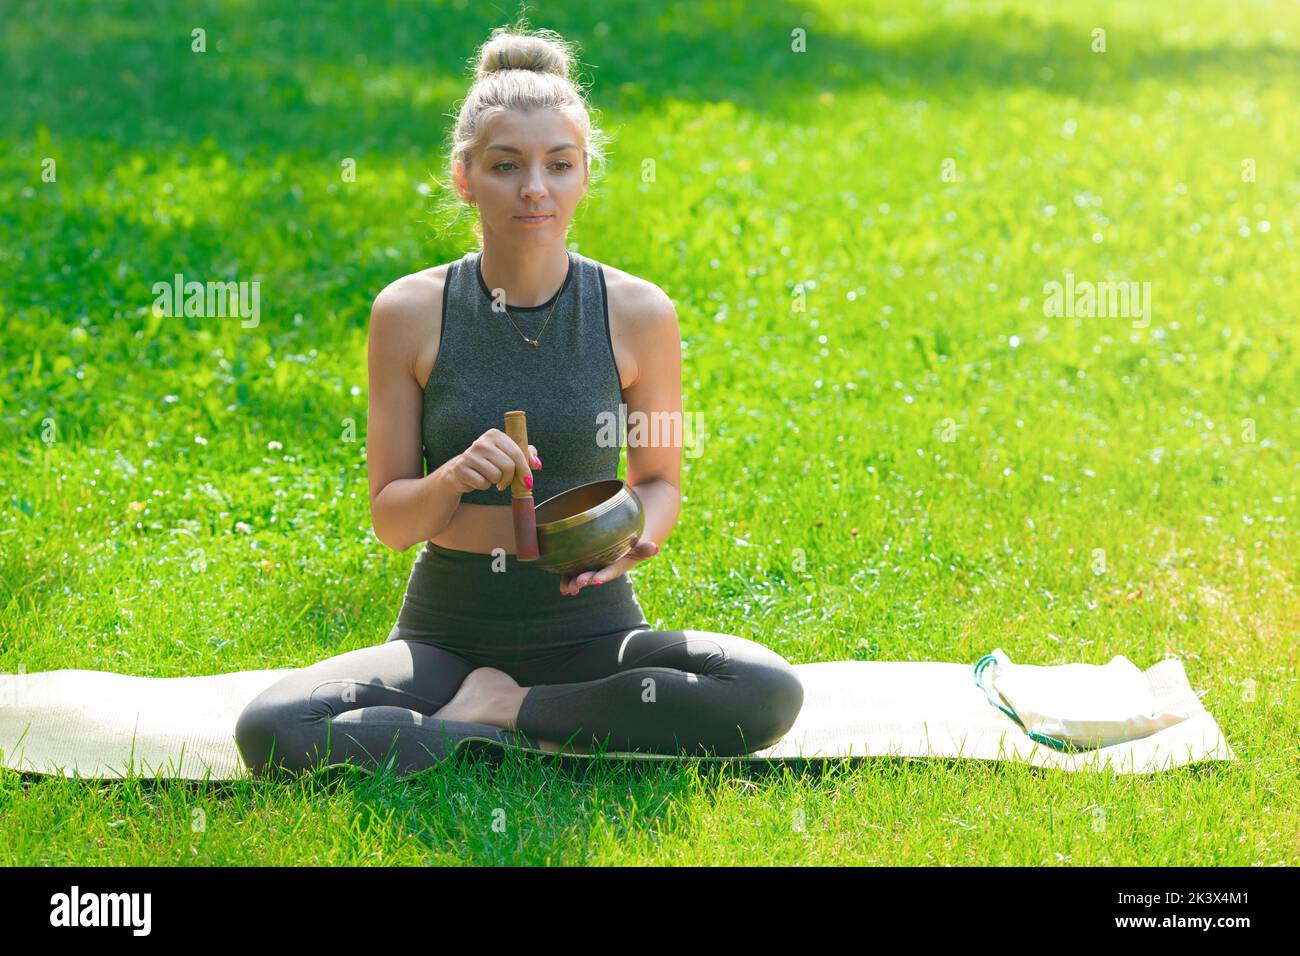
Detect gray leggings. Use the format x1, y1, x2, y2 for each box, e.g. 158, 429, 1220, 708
235, 542, 804, 776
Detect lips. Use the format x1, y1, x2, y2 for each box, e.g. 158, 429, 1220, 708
514, 214, 553, 221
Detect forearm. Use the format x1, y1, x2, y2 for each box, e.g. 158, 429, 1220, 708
629, 478, 680, 550
371, 463, 462, 552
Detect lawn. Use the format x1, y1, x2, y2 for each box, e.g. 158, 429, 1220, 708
1, 0, 1296, 865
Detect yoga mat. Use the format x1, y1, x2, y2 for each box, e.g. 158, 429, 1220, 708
0, 658, 1235, 781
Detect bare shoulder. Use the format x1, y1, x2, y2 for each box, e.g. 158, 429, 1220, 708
599, 262, 679, 390
370, 262, 451, 324
600, 262, 677, 324
369, 262, 453, 389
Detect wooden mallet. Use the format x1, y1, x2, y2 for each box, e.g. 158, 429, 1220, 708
505, 410, 539, 561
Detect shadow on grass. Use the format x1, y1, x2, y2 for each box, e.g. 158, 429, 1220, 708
3, 0, 1296, 160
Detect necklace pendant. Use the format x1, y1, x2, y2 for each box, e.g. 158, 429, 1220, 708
528, 339, 539, 348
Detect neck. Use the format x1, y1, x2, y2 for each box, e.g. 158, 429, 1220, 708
477, 237, 569, 308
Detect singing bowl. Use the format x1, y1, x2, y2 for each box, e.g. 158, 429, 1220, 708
530, 479, 644, 575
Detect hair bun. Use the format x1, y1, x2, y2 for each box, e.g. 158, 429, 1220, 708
474, 30, 573, 81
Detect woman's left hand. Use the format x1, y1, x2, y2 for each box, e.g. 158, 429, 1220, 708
561, 538, 661, 596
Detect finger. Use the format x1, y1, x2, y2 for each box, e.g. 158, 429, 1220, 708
527, 444, 541, 468
481, 445, 523, 492
460, 463, 493, 491
586, 562, 622, 586
483, 446, 512, 490
492, 434, 533, 490
466, 445, 506, 488
625, 537, 656, 557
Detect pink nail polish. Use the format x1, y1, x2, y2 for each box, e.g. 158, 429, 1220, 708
524, 474, 533, 489
594, 579, 603, 585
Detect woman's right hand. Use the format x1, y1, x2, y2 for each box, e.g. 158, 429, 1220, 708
444, 428, 541, 495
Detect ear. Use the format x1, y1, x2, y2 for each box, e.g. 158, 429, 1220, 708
453, 159, 472, 202
576, 160, 590, 207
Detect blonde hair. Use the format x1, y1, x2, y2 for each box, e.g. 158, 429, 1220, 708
435, 20, 609, 243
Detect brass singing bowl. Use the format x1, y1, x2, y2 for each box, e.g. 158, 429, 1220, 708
531, 479, 644, 575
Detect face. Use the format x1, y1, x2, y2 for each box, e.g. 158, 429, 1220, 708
456, 108, 589, 245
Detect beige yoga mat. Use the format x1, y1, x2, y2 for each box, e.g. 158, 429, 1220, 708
0, 658, 1235, 780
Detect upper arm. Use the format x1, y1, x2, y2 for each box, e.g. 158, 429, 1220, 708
366, 277, 433, 507
620, 282, 683, 492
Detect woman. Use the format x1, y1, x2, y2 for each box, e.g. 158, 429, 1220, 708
234, 26, 804, 777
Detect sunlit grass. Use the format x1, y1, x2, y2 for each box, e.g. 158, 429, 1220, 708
1, 0, 1297, 864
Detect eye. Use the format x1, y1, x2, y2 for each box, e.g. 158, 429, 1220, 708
493, 161, 517, 172
552, 160, 574, 171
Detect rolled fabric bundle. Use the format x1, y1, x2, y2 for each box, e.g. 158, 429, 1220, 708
973, 648, 1192, 750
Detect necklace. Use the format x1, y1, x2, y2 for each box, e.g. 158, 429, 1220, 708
492, 253, 569, 348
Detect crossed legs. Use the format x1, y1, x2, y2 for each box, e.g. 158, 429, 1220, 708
234, 640, 514, 777
508, 627, 805, 757
234, 628, 804, 777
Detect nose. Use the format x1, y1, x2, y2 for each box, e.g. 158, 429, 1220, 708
521, 165, 548, 201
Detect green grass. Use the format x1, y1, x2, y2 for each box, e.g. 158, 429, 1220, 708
1, 0, 1297, 865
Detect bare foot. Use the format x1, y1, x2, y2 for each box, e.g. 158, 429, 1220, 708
433, 667, 591, 754
432, 667, 523, 728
